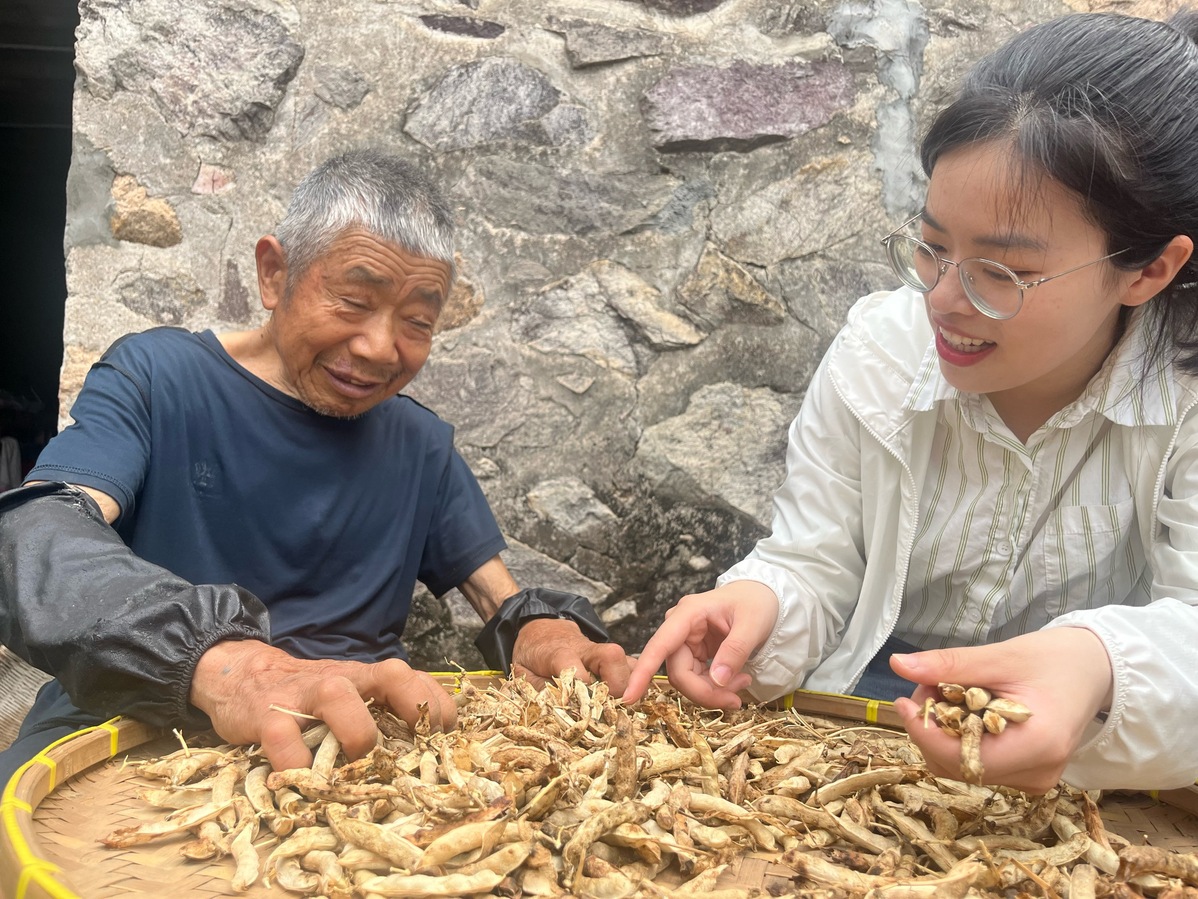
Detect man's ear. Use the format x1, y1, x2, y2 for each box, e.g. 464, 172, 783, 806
255, 236, 288, 311
1124, 234, 1194, 308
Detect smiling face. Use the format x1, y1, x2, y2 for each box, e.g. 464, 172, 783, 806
255, 228, 453, 419
918, 141, 1148, 436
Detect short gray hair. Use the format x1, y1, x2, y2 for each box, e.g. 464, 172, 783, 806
274, 149, 456, 291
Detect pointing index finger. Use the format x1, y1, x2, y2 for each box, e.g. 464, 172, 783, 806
623, 616, 692, 701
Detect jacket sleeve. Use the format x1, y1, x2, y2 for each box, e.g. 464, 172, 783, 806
1048, 600, 1198, 790
716, 336, 869, 701
0, 481, 271, 729
1047, 421, 1198, 791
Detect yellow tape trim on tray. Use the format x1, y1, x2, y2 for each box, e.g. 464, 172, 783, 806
1, 763, 39, 848
2, 723, 122, 899
3, 757, 80, 899
3, 790, 71, 898
32, 724, 110, 792
99, 719, 121, 756
3, 722, 121, 899
3, 724, 110, 860
18, 860, 72, 899
865, 700, 880, 724
792, 687, 897, 707
1, 785, 33, 836
29, 754, 57, 792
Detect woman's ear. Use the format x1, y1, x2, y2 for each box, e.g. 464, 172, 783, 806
255, 236, 289, 311
1124, 235, 1194, 307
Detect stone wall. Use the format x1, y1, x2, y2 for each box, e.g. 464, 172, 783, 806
63, 0, 1179, 669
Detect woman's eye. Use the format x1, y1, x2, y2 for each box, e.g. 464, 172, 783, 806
913, 244, 937, 263
990, 266, 1034, 280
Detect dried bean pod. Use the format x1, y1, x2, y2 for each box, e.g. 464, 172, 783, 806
959, 713, 985, 785
982, 709, 1007, 735
964, 686, 992, 711
985, 697, 1033, 723
938, 683, 967, 703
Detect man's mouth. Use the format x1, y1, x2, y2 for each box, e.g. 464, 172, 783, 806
326, 368, 386, 397
338, 373, 378, 387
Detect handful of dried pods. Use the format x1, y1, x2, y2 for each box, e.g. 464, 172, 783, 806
103, 674, 1197, 898
921, 682, 1034, 785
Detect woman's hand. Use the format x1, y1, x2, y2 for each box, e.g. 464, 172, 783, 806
622, 580, 780, 708
890, 627, 1114, 794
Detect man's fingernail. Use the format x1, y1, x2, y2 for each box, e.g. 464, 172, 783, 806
893, 653, 917, 669
711, 664, 731, 686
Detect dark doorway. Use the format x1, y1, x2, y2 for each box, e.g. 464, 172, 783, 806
0, 0, 80, 481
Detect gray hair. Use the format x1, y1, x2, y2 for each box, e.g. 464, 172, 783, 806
274, 149, 456, 291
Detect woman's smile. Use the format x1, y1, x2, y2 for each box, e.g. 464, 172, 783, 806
934, 322, 996, 366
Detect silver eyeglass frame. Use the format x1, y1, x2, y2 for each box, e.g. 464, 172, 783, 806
881, 214, 1130, 320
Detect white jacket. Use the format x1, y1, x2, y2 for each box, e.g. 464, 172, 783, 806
721, 288, 1198, 789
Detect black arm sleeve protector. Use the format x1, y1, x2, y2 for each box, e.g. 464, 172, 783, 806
0, 482, 271, 729
474, 587, 612, 674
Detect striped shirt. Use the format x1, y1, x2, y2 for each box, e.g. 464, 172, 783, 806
894, 313, 1173, 650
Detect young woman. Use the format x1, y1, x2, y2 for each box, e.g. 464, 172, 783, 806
623, 11, 1198, 794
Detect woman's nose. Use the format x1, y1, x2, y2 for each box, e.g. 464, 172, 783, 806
924, 261, 974, 316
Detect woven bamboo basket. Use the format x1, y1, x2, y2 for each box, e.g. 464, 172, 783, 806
2, 676, 1196, 898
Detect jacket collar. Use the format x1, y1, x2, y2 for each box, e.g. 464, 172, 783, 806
829, 289, 930, 446
903, 306, 1179, 430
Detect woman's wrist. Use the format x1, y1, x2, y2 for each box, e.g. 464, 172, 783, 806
1057, 625, 1115, 717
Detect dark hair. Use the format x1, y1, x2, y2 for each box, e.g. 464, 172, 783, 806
920, 11, 1198, 372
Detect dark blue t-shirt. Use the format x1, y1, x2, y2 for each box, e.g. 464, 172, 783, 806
28, 328, 506, 663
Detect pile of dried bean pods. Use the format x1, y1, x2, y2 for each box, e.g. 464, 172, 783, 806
102, 673, 1198, 898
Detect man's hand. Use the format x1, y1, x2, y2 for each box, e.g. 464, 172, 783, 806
190, 640, 457, 771
621, 580, 778, 709
890, 627, 1114, 794
511, 618, 634, 694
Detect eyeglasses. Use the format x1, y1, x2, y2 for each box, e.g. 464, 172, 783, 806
880, 214, 1129, 320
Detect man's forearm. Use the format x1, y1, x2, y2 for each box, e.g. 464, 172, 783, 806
456, 555, 521, 621
0, 482, 270, 727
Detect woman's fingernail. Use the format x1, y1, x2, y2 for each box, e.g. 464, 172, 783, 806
711, 664, 731, 686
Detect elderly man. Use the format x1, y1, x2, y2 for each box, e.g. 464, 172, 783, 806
0, 150, 630, 783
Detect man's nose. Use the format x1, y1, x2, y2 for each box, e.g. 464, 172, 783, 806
351, 315, 400, 363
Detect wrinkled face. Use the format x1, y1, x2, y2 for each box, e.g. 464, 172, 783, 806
920, 142, 1140, 422
262, 229, 452, 418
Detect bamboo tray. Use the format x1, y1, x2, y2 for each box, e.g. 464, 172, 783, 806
2, 678, 1196, 898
